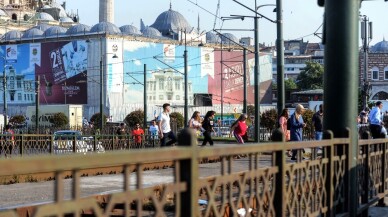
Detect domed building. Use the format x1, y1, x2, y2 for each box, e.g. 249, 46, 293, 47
2, 30, 22, 41
45, 26, 67, 37
370, 38, 388, 53
90, 22, 121, 34
206, 32, 220, 44
141, 27, 162, 38
150, 4, 191, 35
220, 33, 239, 44
120, 25, 141, 35
66, 24, 91, 36
22, 28, 44, 39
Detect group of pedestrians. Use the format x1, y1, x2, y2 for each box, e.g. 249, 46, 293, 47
279, 104, 324, 161
367, 101, 387, 139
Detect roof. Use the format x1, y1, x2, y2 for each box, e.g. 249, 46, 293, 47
90, 22, 121, 34
66, 24, 91, 35
22, 28, 44, 39
3, 30, 22, 41
59, 17, 74, 23
206, 32, 220, 44
141, 27, 162, 38
150, 7, 191, 35
35, 12, 55, 21
220, 33, 239, 44
33, 24, 52, 32
120, 25, 141, 35
45, 26, 67, 37
371, 39, 388, 53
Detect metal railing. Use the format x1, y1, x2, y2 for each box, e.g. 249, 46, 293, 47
0, 129, 386, 216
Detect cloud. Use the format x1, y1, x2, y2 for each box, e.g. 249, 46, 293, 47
133, 59, 141, 65
124, 41, 152, 52
21, 63, 35, 75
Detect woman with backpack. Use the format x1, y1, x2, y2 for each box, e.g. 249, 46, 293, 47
230, 114, 249, 144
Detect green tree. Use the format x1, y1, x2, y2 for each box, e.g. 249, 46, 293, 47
247, 105, 255, 118
170, 112, 184, 129
124, 110, 144, 128
50, 112, 69, 128
302, 109, 314, 139
285, 78, 298, 90
90, 113, 107, 129
296, 61, 324, 90
260, 108, 278, 130
9, 115, 26, 125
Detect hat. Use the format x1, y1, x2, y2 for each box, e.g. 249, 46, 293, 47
295, 104, 305, 112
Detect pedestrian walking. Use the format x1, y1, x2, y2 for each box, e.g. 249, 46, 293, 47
149, 120, 159, 147
188, 111, 203, 136
278, 108, 290, 141
230, 113, 249, 144
116, 123, 127, 149
312, 104, 324, 140
368, 101, 385, 139
290, 104, 306, 161
158, 103, 177, 147
132, 123, 145, 148
200, 110, 216, 146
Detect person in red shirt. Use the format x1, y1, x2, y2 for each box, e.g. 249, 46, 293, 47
132, 123, 144, 148
230, 114, 249, 144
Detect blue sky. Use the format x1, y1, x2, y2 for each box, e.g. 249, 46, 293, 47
63, 0, 387, 46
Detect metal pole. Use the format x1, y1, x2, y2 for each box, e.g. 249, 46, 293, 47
276, 0, 285, 118
144, 64, 147, 130
220, 42, 224, 122
184, 31, 188, 126
3, 63, 6, 129
35, 76, 40, 132
243, 48, 247, 114
324, 0, 359, 215
362, 16, 368, 111
254, 11, 260, 143
100, 59, 104, 131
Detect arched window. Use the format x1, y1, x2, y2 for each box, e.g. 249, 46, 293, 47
370, 66, 379, 80
372, 91, 388, 100
11, 14, 17, 21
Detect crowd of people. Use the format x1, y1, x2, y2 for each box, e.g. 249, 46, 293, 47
358, 101, 388, 139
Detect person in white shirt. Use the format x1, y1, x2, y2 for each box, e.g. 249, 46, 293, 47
157, 103, 177, 147
369, 101, 384, 139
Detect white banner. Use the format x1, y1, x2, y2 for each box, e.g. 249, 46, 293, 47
30, 43, 41, 66
163, 44, 175, 62
5, 45, 17, 63
201, 47, 214, 78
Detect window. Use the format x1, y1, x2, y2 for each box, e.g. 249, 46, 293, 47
384, 67, 388, 80
176, 95, 180, 100
9, 77, 14, 89
159, 79, 164, 90
175, 81, 180, 90
371, 67, 379, 80
18, 93, 21, 101
159, 95, 163, 100
17, 79, 21, 88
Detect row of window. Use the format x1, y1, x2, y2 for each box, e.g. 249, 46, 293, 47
0, 93, 35, 102
147, 95, 193, 101
147, 81, 191, 91
370, 67, 388, 80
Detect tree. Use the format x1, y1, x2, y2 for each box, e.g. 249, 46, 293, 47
302, 109, 314, 139
285, 78, 298, 90
9, 115, 26, 125
296, 61, 324, 90
260, 108, 278, 130
90, 113, 107, 129
247, 105, 255, 118
124, 110, 144, 128
50, 112, 69, 128
170, 112, 184, 129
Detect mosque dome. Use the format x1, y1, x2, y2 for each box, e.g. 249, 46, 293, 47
22, 28, 44, 39
90, 22, 121, 34
45, 26, 67, 37
66, 24, 91, 35
220, 33, 239, 44
371, 39, 388, 53
35, 12, 55, 21
33, 23, 52, 31
49, 2, 67, 18
59, 17, 74, 23
4, 30, 22, 41
206, 32, 220, 44
141, 27, 162, 38
150, 6, 191, 35
120, 25, 141, 35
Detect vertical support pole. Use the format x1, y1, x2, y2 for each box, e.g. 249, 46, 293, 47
271, 128, 285, 217
3, 65, 6, 128
144, 64, 147, 130
100, 59, 104, 132
178, 128, 198, 217
378, 141, 386, 207
323, 1, 359, 215
361, 16, 369, 111
276, 0, 285, 118
243, 48, 247, 114
220, 43, 224, 122
324, 131, 334, 216
184, 32, 189, 126
254, 14, 260, 143
35, 75, 40, 133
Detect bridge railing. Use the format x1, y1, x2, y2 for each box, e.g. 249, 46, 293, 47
0, 129, 386, 216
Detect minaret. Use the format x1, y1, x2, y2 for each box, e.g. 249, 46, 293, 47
99, 0, 114, 23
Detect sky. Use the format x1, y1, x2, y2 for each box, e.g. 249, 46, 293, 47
62, 0, 388, 46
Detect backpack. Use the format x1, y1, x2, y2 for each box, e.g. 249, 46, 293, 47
287, 117, 292, 130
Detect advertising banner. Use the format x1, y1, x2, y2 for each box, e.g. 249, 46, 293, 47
5, 45, 17, 63
106, 39, 123, 93
201, 47, 214, 79
29, 43, 41, 66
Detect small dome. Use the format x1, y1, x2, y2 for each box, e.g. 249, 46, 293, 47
141, 27, 162, 38
49, 2, 67, 18
4, 30, 21, 41
22, 28, 44, 39
220, 33, 239, 44
45, 26, 67, 37
42, 5, 51, 9
59, 17, 74, 23
35, 12, 55, 21
206, 32, 220, 44
371, 39, 388, 53
150, 7, 191, 35
90, 22, 121, 34
120, 25, 141, 35
33, 23, 52, 31
0, 9, 8, 17
66, 24, 91, 35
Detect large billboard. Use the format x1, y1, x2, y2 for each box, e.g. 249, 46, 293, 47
35, 40, 88, 104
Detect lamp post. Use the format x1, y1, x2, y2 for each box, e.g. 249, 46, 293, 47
184, 30, 188, 126
360, 15, 372, 111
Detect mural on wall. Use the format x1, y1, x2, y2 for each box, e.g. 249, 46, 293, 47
35, 40, 88, 104
208, 51, 273, 105
0, 44, 39, 105
123, 41, 211, 106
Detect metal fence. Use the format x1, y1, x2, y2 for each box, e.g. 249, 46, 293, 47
0, 129, 386, 216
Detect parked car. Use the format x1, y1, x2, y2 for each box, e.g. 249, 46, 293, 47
53, 130, 105, 154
